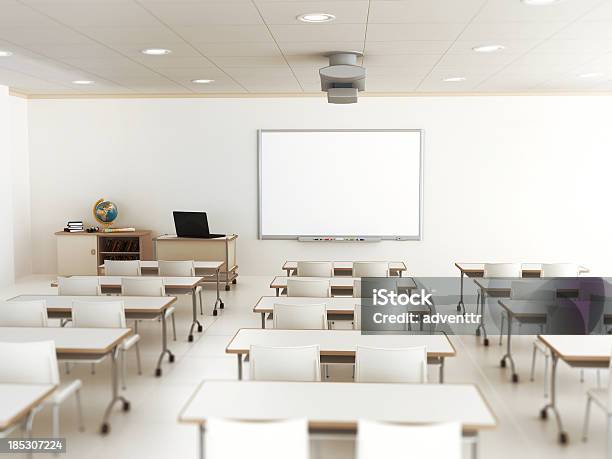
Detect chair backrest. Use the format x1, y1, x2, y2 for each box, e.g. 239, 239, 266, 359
286, 279, 330, 297
273, 304, 327, 330
541, 263, 579, 277
510, 280, 556, 301
0, 341, 59, 385
249, 345, 321, 382
57, 276, 101, 296
71, 301, 126, 328
0, 300, 48, 327
357, 420, 461, 459
158, 260, 195, 277
353, 262, 389, 278
296, 261, 333, 277
483, 263, 521, 278
353, 303, 361, 330
121, 277, 166, 296
205, 418, 309, 459
354, 345, 428, 383
104, 259, 141, 276
353, 279, 362, 298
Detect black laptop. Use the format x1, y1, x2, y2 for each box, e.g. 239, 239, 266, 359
173, 211, 225, 239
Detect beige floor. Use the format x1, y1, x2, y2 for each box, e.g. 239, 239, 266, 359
1, 275, 609, 459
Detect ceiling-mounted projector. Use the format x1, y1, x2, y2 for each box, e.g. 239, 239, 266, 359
319, 52, 365, 104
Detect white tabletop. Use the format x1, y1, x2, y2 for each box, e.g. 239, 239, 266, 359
226, 329, 455, 357
9, 295, 176, 313
56, 276, 203, 289
538, 335, 612, 363
0, 384, 56, 431
179, 380, 496, 432
0, 327, 131, 355
283, 261, 407, 271
270, 276, 417, 289
99, 261, 224, 270
456, 262, 589, 274
254, 296, 360, 313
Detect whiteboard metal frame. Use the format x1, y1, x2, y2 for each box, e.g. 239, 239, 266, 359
257, 129, 424, 241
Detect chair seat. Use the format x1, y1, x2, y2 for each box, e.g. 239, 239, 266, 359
45, 380, 83, 405
122, 334, 140, 351
587, 388, 608, 410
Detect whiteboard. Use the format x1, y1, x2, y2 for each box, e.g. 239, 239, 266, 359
258, 130, 423, 240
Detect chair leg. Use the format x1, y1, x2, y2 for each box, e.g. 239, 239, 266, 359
52, 404, 60, 439
581, 369, 585, 383
597, 369, 601, 388
171, 313, 177, 341
499, 315, 505, 345
90, 363, 95, 375
65, 362, 71, 375
198, 289, 203, 315
583, 395, 593, 441
543, 354, 549, 398
121, 350, 127, 391
135, 341, 142, 375
530, 343, 537, 382
75, 389, 85, 432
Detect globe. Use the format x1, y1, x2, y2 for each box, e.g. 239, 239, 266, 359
93, 199, 118, 227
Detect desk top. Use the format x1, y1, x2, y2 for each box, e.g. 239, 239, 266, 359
455, 262, 589, 274
270, 276, 417, 290
283, 261, 407, 272
179, 380, 496, 432
9, 295, 176, 314
53, 275, 204, 289
254, 296, 360, 314
499, 299, 612, 320
226, 329, 455, 357
538, 335, 612, 363
0, 384, 56, 431
155, 234, 237, 242
98, 261, 224, 271
0, 327, 131, 355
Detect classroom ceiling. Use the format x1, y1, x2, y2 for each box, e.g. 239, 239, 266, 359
2, 0, 612, 96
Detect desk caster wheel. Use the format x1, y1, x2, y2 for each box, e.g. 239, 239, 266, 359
220, 302, 224, 309
188, 335, 194, 342
169, 353, 175, 363
483, 338, 489, 346
559, 432, 568, 444
213, 310, 218, 316
225, 285, 231, 291
512, 373, 519, 383
500, 359, 506, 368
155, 368, 162, 377
540, 409, 548, 420
197, 324, 203, 332
101, 423, 110, 435
122, 401, 130, 412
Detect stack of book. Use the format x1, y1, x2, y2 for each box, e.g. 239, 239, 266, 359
64, 220, 84, 233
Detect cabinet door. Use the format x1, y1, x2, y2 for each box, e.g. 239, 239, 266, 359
57, 235, 98, 275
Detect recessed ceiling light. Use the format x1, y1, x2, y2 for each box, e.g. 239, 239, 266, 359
0, 50, 13, 57
141, 48, 172, 55
297, 13, 336, 23
579, 72, 604, 78
191, 79, 215, 84
473, 44, 506, 53
443, 77, 466, 82
72, 80, 94, 85
521, 0, 561, 5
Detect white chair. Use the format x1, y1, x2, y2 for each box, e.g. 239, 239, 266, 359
357, 420, 461, 459
582, 348, 612, 443
483, 263, 521, 278
104, 259, 141, 276
205, 418, 309, 459
72, 301, 141, 390
353, 279, 362, 298
353, 304, 361, 330
273, 304, 328, 330
0, 300, 48, 326
354, 345, 428, 383
249, 345, 321, 382
57, 277, 101, 296
158, 260, 203, 315
286, 278, 330, 297
353, 262, 389, 278
121, 277, 176, 341
542, 263, 579, 277
296, 261, 333, 277
0, 341, 84, 439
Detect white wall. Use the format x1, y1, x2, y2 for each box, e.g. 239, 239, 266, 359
10, 96, 32, 279
27, 96, 612, 276
0, 86, 15, 287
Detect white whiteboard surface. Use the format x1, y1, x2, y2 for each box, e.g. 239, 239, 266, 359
258, 130, 423, 240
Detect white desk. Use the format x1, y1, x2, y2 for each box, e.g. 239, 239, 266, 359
253, 296, 360, 328
226, 329, 455, 382
179, 380, 496, 459
269, 276, 417, 296
98, 261, 226, 315
0, 384, 55, 437
283, 261, 407, 277
52, 276, 206, 341
0, 327, 131, 434
537, 335, 612, 445
9, 295, 177, 377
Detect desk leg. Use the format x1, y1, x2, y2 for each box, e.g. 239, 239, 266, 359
275, 288, 280, 297
285, 268, 290, 277
100, 346, 130, 434
439, 357, 445, 383
261, 313, 266, 329
471, 433, 479, 459
237, 354, 243, 380
217, 268, 224, 310
539, 354, 568, 443
155, 311, 174, 377
457, 270, 465, 314
199, 424, 205, 459
500, 311, 518, 382
475, 289, 489, 346
188, 288, 203, 342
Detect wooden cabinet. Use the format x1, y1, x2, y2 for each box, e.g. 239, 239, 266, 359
55, 231, 152, 276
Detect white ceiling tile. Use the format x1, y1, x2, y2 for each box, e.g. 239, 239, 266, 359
580, 1, 612, 21
459, 21, 567, 41
256, 1, 369, 24
108, 42, 202, 58
285, 55, 330, 66
532, 39, 612, 54
193, 41, 282, 57
364, 41, 451, 55
363, 53, 440, 69
26, 3, 161, 27
209, 56, 287, 67
153, 67, 229, 79
473, 0, 602, 23
176, 25, 273, 42
269, 24, 366, 42
555, 20, 612, 40
278, 41, 363, 55
239, 78, 302, 92
432, 52, 520, 72
365, 76, 421, 92
223, 66, 295, 78
446, 39, 539, 55
23, 43, 123, 59
369, 0, 486, 24
0, 4, 59, 27
0, 26, 90, 45
76, 26, 184, 45
367, 23, 465, 41
142, 2, 263, 25
131, 56, 217, 69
